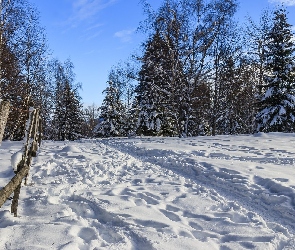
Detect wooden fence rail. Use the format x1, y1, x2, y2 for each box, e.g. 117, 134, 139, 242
0, 106, 42, 216
0, 166, 29, 210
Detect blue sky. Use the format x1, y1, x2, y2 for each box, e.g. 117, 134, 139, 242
29, 0, 295, 107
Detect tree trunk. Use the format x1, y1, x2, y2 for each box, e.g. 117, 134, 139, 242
0, 100, 10, 143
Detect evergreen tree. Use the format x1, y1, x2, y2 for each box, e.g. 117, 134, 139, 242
187, 81, 211, 136
136, 31, 177, 136
256, 8, 295, 132
215, 56, 240, 134
61, 83, 83, 140
52, 59, 83, 141
108, 61, 138, 137
82, 104, 100, 138
234, 59, 258, 134
95, 81, 126, 137
125, 99, 139, 137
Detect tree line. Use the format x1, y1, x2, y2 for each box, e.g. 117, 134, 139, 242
96, 0, 295, 138
0, 0, 97, 141
1, 0, 294, 141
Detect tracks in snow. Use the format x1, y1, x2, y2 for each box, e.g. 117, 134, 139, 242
102, 138, 295, 249
1, 138, 294, 249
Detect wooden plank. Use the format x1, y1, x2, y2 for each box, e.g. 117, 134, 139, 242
0, 165, 29, 208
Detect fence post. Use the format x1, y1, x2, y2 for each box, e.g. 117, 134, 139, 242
0, 106, 42, 217
11, 183, 21, 217
0, 165, 29, 209
0, 100, 10, 144
10, 108, 40, 216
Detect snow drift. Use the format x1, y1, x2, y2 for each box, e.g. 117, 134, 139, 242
0, 133, 294, 249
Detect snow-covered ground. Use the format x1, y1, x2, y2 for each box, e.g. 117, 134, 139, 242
0, 133, 295, 249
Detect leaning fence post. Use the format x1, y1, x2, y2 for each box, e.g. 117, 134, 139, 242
0, 99, 10, 144
11, 183, 21, 217
10, 107, 39, 216
0, 105, 42, 217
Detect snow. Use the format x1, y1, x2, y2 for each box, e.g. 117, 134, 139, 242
0, 133, 295, 249
10, 150, 23, 172
263, 87, 274, 100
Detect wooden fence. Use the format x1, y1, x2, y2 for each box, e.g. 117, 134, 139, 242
0, 105, 42, 217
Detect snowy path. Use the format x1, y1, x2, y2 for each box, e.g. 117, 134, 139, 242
0, 133, 295, 249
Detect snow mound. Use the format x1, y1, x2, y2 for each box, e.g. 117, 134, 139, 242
253, 132, 268, 137
59, 145, 81, 153
10, 150, 23, 172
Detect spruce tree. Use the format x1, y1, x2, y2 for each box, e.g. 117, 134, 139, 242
256, 8, 295, 132
52, 59, 83, 140
215, 56, 239, 135
53, 82, 83, 141
136, 31, 177, 136
95, 81, 126, 137
62, 83, 83, 140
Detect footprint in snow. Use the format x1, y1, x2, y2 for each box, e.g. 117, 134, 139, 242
159, 209, 181, 222
78, 227, 98, 242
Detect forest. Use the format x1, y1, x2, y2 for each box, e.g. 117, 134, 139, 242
0, 0, 88, 141
1, 0, 295, 140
